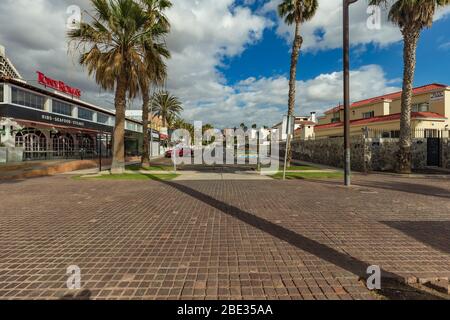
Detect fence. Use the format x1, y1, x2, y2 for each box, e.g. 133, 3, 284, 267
282, 129, 450, 172
362, 128, 449, 139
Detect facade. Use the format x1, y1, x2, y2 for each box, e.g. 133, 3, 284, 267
293, 121, 316, 140
125, 109, 165, 132
0, 45, 22, 80
125, 109, 166, 157
272, 112, 317, 141
315, 84, 450, 139
0, 77, 144, 162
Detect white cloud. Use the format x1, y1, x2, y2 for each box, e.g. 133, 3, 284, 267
180, 64, 400, 128
0, 1, 403, 128
262, 0, 450, 51
439, 41, 450, 51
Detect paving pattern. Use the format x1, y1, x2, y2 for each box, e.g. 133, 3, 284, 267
0, 172, 449, 300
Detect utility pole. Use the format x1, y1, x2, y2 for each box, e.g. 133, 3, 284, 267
343, 0, 358, 186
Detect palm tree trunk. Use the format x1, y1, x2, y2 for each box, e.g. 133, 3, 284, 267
141, 90, 150, 167
286, 21, 303, 167
398, 28, 420, 174
111, 72, 127, 174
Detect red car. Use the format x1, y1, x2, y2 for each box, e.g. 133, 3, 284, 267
165, 147, 193, 158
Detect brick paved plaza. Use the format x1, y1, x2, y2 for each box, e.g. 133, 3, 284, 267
0, 172, 449, 300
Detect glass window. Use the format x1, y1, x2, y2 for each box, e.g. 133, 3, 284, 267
52, 100, 72, 116
97, 113, 110, 124
78, 107, 94, 121
363, 111, 375, 119
412, 103, 429, 112
11, 87, 45, 110
0, 84, 3, 102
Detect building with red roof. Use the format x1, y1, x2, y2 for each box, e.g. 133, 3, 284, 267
315, 83, 449, 139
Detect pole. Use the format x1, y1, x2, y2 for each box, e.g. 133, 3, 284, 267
99, 133, 102, 172
149, 95, 154, 160
257, 130, 261, 172
283, 133, 290, 180
343, 0, 357, 186
282, 115, 293, 180
173, 145, 177, 173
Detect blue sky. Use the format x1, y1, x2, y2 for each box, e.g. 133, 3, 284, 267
1, 0, 449, 127
222, 9, 450, 88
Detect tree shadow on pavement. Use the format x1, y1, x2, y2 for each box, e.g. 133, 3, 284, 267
160, 180, 444, 300
352, 180, 450, 199
382, 221, 450, 255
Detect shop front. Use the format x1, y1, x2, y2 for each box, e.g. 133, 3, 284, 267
0, 77, 143, 163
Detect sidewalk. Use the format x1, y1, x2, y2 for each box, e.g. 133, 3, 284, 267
0, 156, 142, 180
0, 173, 449, 299
66, 156, 164, 175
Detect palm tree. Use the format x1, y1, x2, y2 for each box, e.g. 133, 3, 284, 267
278, 0, 318, 166
68, 0, 154, 173
369, 0, 449, 173
138, 0, 171, 167
172, 118, 194, 143
152, 91, 183, 128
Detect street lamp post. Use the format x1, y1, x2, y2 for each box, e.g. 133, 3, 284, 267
343, 0, 358, 186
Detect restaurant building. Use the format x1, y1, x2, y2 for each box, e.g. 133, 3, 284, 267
0, 75, 144, 162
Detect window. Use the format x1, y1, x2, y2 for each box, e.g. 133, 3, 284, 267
363, 111, 375, 119
97, 113, 110, 124
0, 85, 3, 102
12, 87, 45, 110
126, 121, 137, 131
52, 100, 72, 116
78, 107, 93, 121
412, 102, 429, 112
331, 112, 340, 123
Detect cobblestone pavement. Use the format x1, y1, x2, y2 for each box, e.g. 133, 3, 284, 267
0, 173, 449, 300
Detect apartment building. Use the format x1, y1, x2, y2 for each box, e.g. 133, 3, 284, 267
315, 84, 449, 138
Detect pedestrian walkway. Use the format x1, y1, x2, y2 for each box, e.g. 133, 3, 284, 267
0, 173, 449, 300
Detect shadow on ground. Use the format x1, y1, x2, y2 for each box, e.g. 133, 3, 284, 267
158, 179, 444, 300
382, 221, 450, 255
60, 290, 92, 300
353, 179, 450, 199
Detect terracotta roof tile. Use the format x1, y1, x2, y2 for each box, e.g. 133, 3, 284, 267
315, 112, 446, 131
323, 83, 447, 114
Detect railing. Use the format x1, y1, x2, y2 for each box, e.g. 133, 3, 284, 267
361, 128, 449, 139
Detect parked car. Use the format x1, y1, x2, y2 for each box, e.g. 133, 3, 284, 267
165, 147, 193, 158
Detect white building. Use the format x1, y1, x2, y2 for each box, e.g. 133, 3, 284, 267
272, 112, 317, 141
0, 45, 22, 80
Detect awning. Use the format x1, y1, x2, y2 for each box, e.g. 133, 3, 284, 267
16, 120, 103, 134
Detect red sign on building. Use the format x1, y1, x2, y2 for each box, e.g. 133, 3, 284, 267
37, 71, 81, 98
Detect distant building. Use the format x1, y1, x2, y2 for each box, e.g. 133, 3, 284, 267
0, 45, 22, 80
272, 112, 317, 141
125, 110, 164, 132
293, 121, 316, 140
125, 110, 167, 156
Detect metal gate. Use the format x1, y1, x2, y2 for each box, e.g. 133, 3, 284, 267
427, 137, 440, 166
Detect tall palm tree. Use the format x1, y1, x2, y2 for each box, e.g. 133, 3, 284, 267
152, 91, 183, 128
138, 0, 171, 167
369, 0, 449, 173
278, 0, 318, 166
68, 0, 154, 173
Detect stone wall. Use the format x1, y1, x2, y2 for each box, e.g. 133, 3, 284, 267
367, 138, 427, 171
281, 136, 442, 172
442, 138, 450, 169
281, 137, 367, 171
